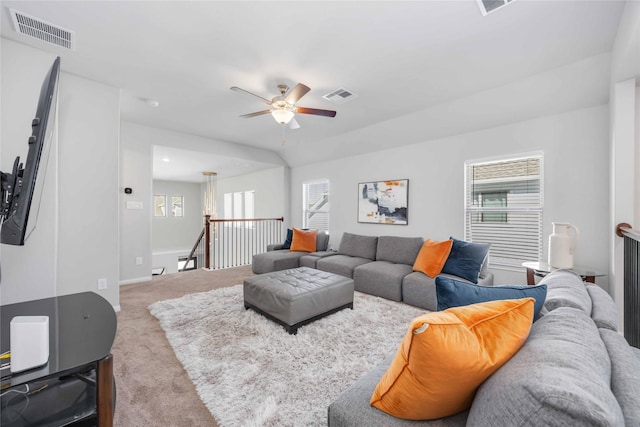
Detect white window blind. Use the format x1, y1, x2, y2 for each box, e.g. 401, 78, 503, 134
303, 180, 329, 232
223, 190, 255, 227
464, 154, 543, 269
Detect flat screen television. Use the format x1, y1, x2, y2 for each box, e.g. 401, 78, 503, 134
0, 57, 60, 246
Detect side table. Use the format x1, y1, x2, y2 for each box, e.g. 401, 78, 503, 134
522, 261, 606, 285
1, 292, 117, 426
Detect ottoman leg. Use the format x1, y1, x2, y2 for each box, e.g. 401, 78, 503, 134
286, 325, 298, 335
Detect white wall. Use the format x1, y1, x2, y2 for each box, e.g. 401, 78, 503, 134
119, 122, 287, 283
56, 73, 120, 307
609, 0, 640, 332
0, 40, 58, 304
217, 166, 288, 219
291, 105, 610, 286
120, 122, 153, 284
1, 39, 120, 308
152, 180, 202, 251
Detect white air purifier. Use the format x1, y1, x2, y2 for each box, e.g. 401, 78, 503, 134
10, 316, 50, 373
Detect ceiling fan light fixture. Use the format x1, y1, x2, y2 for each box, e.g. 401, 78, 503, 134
271, 109, 295, 125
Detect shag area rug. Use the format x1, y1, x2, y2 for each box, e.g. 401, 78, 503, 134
149, 285, 426, 426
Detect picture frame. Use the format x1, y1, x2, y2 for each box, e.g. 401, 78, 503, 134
358, 179, 409, 225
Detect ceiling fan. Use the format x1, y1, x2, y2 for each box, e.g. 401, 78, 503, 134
230, 83, 337, 129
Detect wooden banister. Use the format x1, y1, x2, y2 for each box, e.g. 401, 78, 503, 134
204, 214, 211, 269
208, 217, 284, 223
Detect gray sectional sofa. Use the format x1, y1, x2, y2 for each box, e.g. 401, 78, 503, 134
252, 231, 331, 274
328, 269, 640, 426
252, 231, 494, 311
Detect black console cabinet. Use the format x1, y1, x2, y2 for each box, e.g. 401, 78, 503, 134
1, 292, 117, 426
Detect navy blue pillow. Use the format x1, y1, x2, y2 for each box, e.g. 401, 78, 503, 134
281, 228, 293, 250
441, 237, 490, 283
435, 276, 548, 321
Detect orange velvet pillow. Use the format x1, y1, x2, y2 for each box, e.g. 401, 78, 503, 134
413, 239, 453, 278
370, 298, 534, 420
289, 228, 317, 252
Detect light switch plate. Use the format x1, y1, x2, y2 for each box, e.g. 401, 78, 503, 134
126, 201, 143, 210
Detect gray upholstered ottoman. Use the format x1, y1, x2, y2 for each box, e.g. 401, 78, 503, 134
243, 267, 354, 334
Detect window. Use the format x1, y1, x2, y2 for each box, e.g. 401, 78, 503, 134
224, 191, 255, 227
171, 196, 184, 217
479, 192, 507, 223
303, 180, 329, 232
464, 154, 543, 269
154, 195, 166, 217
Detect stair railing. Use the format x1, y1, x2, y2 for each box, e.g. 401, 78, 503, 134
181, 216, 284, 271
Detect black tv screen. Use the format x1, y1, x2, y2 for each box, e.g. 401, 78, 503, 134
0, 57, 60, 246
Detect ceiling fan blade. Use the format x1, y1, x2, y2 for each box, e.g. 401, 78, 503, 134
285, 83, 311, 104
289, 117, 300, 130
296, 107, 337, 118
230, 86, 272, 105
240, 110, 272, 118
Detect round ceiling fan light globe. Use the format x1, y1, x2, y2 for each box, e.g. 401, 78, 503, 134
271, 109, 295, 124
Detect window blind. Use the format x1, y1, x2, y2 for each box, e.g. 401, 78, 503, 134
303, 180, 329, 232
464, 155, 543, 268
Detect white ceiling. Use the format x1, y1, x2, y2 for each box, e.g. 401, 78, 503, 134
0, 1, 626, 182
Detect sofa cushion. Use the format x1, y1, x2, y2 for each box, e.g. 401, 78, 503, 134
316, 254, 372, 278
435, 276, 547, 321
401, 272, 494, 312
587, 284, 618, 331
441, 238, 490, 284
328, 355, 469, 426
290, 228, 317, 252
353, 261, 413, 301
251, 250, 306, 274
316, 231, 330, 252
370, 298, 534, 420
539, 269, 592, 315
468, 306, 624, 426
281, 228, 294, 249
413, 239, 453, 278
299, 251, 336, 269
599, 328, 640, 426
338, 232, 378, 260
376, 236, 424, 265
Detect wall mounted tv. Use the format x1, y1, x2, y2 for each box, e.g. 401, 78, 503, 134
1, 57, 60, 246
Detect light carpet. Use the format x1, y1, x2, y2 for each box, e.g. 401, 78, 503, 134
148, 284, 426, 426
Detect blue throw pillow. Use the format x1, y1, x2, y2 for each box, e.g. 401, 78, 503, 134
435, 276, 548, 321
441, 238, 490, 283
281, 228, 293, 250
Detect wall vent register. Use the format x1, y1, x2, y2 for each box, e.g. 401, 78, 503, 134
322, 88, 358, 105
477, 0, 517, 16
10, 9, 75, 50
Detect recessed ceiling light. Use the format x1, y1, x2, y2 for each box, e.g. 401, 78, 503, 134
161, 157, 170, 162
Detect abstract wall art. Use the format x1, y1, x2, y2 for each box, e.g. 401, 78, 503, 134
358, 179, 409, 225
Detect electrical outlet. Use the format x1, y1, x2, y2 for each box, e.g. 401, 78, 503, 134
136, 257, 143, 265
97, 278, 107, 290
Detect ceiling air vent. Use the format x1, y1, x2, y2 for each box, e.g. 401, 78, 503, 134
10, 9, 75, 50
477, 0, 517, 16
322, 88, 358, 105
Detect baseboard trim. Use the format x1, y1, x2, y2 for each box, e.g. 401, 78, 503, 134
119, 276, 152, 286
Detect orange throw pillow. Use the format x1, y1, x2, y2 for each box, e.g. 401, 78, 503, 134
289, 228, 317, 252
413, 239, 453, 278
370, 298, 534, 420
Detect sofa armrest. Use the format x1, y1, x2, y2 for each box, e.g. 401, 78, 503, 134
477, 271, 494, 286
267, 243, 284, 251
